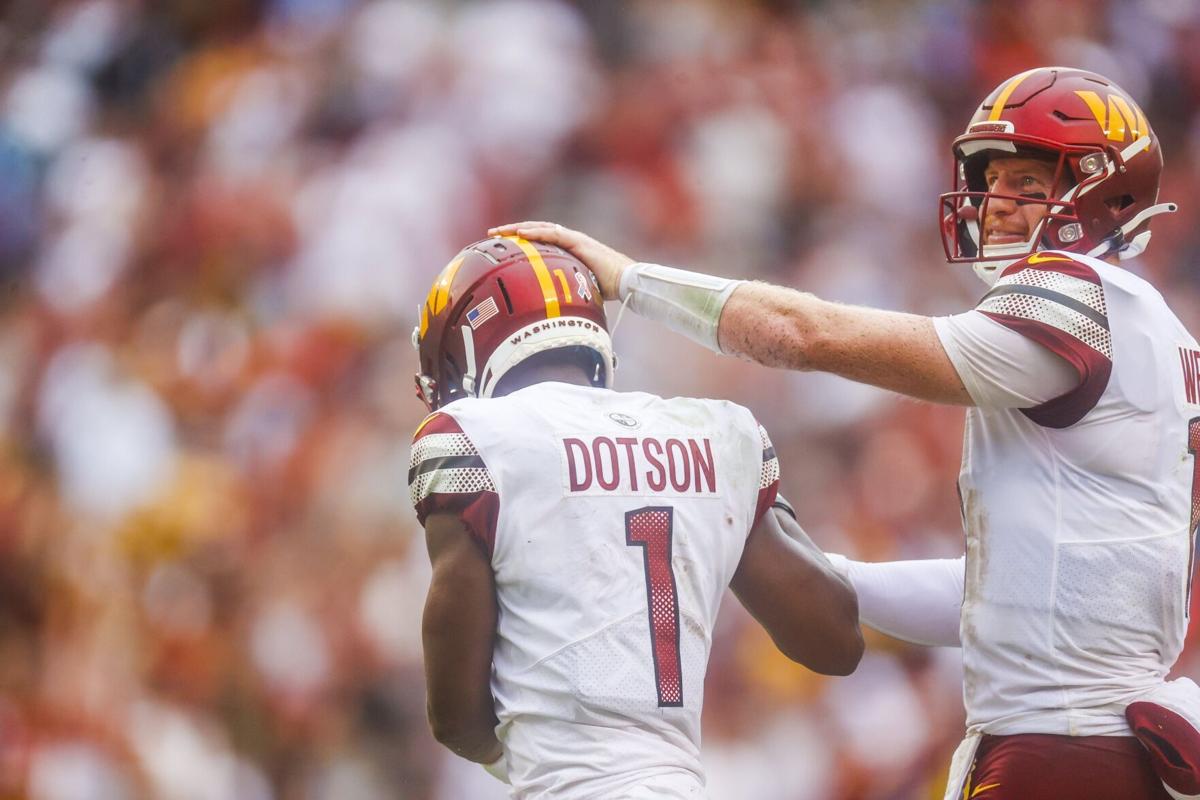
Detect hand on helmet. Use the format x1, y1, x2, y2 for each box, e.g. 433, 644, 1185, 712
487, 222, 634, 301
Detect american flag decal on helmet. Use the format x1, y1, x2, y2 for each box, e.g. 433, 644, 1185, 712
466, 297, 500, 330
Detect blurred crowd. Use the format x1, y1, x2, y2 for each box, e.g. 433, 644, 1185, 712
0, 0, 1198, 798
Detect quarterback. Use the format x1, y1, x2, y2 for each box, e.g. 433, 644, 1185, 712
492, 67, 1200, 799
409, 237, 862, 798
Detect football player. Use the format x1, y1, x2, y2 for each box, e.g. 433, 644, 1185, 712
491, 67, 1200, 799
410, 236, 862, 798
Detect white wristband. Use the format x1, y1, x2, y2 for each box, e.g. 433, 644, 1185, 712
619, 263, 742, 354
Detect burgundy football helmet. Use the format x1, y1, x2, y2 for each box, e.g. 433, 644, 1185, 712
939, 67, 1176, 284
413, 236, 614, 411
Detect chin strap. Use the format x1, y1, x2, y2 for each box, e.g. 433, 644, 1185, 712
460, 324, 478, 395
1086, 201, 1178, 261
972, 257, 1019, 287
609, 285, 634, 341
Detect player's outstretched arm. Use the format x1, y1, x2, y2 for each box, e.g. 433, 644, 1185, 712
422, 511, 503, 765
730, 508, 864, 675
719, 282, 971, 405
487, 222, 969, 405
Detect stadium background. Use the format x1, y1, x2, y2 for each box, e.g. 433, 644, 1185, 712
0, 0, 1197, 797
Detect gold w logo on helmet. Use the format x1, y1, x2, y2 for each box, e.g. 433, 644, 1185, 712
1075, 90, 1150, 149
419, 255, 466, 338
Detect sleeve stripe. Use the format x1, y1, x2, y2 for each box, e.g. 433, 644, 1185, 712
982, 256, 1113, 428
977, 312, 1113, 428
758, 425, 780, 490
410, 466, 497, 508
760, 456, 780, 490
409, 411, 500, 555
409, 417, 495, 503
978, 296, 1112, 359
753, 423, 781, 526
409, 431, 478, 467
993, 265, 1107, 310
407, 454, 486, 484
981, 284, 1108, 330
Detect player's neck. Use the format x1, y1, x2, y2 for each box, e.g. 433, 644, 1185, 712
493, 364, 595, 397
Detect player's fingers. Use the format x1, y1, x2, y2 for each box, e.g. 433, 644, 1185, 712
519, 225, 577, 246
488, 221, 554, 236
489, 222, 587, 251
525, 227, 594, 255
489, 222, 629, 300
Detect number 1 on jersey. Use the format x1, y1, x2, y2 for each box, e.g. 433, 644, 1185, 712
626, 506, 683, 707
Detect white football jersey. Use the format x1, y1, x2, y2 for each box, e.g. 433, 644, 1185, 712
410, 382, 779, 799
945, 251, 1200, 736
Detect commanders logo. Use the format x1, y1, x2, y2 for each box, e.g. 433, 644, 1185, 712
607, 412, 639, 429
1075, 90, 1150, 149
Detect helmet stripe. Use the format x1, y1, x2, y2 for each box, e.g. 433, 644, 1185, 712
506, 236, 561, 318
988, 69, 1037, 121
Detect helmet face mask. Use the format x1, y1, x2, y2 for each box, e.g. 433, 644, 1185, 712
412, 237, 615, 412
941, 142, 1089, 273
938, 67, 1175, 283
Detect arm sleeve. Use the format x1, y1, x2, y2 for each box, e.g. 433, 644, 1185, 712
618, 262, 742, 353
825, 554, 965, 647
409, 412, 501, 557
932, 310, 1080, 409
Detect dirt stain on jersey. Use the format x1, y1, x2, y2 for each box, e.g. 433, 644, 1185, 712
959, 485, 990, 706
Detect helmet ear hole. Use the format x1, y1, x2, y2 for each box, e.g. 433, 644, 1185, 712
495, 278, 514, 314
431, 350, 465, 404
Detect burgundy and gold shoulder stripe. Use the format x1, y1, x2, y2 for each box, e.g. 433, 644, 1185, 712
978, 253, 1111, 428
409, 412, 500, 554
755, 424, 781, 526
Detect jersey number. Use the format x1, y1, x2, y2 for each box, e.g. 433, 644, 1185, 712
626, 506, 683, 707
1188, 418, 1200, 616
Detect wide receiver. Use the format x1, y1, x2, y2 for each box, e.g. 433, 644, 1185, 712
493, 67, 1200, 799
409, 236, 862, 798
